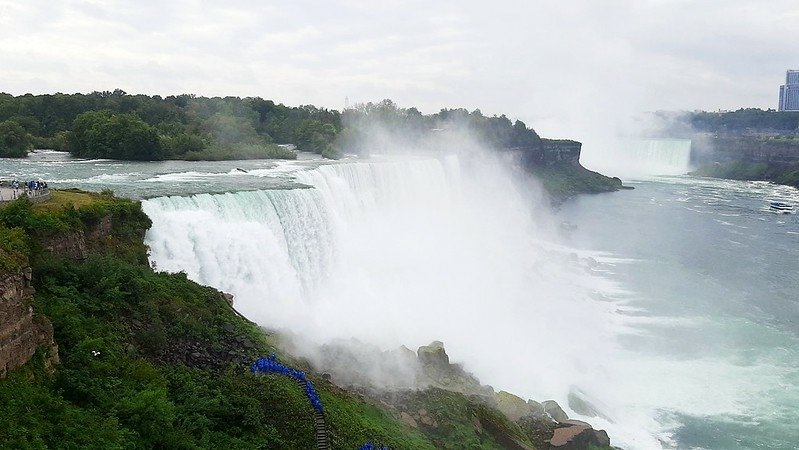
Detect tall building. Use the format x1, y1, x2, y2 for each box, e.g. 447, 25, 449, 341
778, 70, 799, 111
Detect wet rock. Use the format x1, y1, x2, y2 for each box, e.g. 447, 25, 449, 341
548, 419, 610, 449
417, 341, 450, 369
568, 388, 613, 423
496, 391, 533, 421
542, 400, 569, 422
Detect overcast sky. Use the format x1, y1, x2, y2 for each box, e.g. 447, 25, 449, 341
1, 0, 797, 139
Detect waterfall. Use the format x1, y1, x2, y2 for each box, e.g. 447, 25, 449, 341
580, 138, 692, 177
142, 154, 661, 448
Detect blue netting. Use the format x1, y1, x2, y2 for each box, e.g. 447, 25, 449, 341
358, 442, 390, 450
251, 354, 323, 413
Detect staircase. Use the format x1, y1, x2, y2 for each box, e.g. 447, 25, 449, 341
295, 378, 330, 450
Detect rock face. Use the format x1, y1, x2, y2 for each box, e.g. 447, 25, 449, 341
518, 139, 583, 168
692, 134, 799, 166
40, 230, 88, 261
542, 400, 569, 423
417, 341, 450, 368
0, 269, 58, 378
496, 391, 546, 422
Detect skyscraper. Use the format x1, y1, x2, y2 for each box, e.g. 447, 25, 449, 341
778, 70, 799, 111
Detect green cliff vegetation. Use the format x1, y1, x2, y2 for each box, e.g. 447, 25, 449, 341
529, 164, 624, 204
0, 193, 567, 450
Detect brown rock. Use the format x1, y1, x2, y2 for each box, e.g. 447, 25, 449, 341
0, 270, 58, 378
548, 420, 611, 449
400, 412, 418, 428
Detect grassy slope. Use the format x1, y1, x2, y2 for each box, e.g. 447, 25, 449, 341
529, 164, 624, 204
0, 193, 520, 450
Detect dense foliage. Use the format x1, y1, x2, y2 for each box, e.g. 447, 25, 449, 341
688, 108, 799, 133
339, 99, 542, 154
655, 108, 799, 136
0, 92, 551, 161
70, 111, 164, 160
0, 91, 339, 160
0, 119, 33, 157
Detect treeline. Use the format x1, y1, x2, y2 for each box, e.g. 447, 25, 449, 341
659, 108, 799, 135
0, 90, 341, 160
339, 99, 542, 153
0, 92, 546, 161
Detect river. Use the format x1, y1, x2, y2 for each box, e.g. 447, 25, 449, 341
2, 149, 798, 449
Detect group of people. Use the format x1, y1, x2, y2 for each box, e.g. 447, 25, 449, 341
251, 354, 324, 413
0, 179, 50, 201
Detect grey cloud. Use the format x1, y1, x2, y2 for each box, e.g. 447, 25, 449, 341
1, 0, 797, 140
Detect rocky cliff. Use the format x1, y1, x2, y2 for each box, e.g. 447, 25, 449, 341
0, 268, 58, 378
0, 206, 119, 379
690, 134, 799, 187
692, 134, 799, 166
514, 139, 625, 203
516, 139, 583, 168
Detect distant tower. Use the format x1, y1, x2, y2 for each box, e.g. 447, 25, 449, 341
778, 70, 799, 111
345, 96, 350, 110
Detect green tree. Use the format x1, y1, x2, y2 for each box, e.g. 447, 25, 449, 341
0, 120, 33, 157
295, 119, 337, 155
70, 111, 165, 160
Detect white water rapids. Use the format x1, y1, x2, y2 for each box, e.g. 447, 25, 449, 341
141, 154, 674, 448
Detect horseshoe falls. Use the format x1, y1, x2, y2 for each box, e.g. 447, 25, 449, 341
580, 138, 693, 178
141, 153, 799, 449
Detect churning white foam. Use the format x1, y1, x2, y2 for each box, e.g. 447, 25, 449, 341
141, 154, 733, 448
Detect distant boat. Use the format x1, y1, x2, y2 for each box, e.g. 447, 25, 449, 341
769, 201, 793, 213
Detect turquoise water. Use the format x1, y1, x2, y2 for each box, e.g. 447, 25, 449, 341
3, 151, 799, 448
559, 176, 799, 449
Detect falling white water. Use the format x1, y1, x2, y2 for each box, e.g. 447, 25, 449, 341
142, 154, 662, 448
581, 138, 692, 178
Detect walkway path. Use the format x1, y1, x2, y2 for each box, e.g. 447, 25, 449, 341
0, 187, 50, 203
0, 187, 21, 202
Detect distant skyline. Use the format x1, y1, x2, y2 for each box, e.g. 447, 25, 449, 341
1, 1, 798, 140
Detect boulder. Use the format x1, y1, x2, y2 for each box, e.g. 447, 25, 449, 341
400, 412, 418, 428
567, 388, 613, 423
496, 391, 534, 421
417, 341, 450, 369
548, 420, 610, 449
542, 400, 569, 422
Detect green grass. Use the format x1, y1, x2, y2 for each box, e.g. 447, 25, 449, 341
530, 164, 623, 203
32, 190, 99, 213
